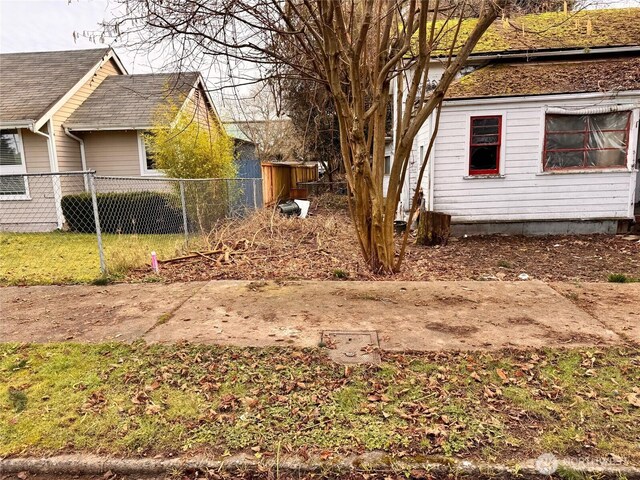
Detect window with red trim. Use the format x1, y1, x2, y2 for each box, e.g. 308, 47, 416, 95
469, 116, 501, 175
543, 112, 630, 171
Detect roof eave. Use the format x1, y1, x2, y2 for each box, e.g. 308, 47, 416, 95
426, 45, 640, 62
444, 89, 640, 104
65, 125, 153, 131
32, 48, 126, 132
0, 119, 35, 129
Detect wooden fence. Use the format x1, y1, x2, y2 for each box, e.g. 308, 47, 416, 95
261, 162, 318, 206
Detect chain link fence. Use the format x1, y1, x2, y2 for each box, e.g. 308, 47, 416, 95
0, 171, 262, 279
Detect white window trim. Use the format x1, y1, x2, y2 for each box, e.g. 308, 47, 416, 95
0, 128, 30, 201
463, 110, 507, 179
537, 106, 637, 175
137, 130, 165, 177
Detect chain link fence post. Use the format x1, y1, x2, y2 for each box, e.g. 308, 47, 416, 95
253, 178, 258, 209
179, 179, 189, 248
87, 172, 107, 275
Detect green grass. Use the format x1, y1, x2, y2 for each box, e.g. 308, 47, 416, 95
0, 232, 185, 285
608, 273, 639, 283
0, 344, 638, 464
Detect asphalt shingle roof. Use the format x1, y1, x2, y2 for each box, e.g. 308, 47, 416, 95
65, 73, 199, 129
0, 48, 111, 124
446, 56, 640, 99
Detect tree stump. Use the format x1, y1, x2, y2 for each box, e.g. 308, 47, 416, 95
416, 210, 451, 246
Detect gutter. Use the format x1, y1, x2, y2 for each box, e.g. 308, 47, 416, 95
66, 126, 150, 131
29, 120, 64, 229
430, 45, 640, 63
64, 127, 89, 189
0, 120, 35, 129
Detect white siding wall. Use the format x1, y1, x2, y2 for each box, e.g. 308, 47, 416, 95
426, 94, 639, 223
384, 65, 445, 213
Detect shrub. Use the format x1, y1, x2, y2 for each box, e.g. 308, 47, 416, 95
607, 273, 638, 283
61, 192, 183, 234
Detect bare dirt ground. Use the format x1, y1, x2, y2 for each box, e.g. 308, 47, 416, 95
128, 199, 640, 284
552, 282, 640, 345
2, 280, 638, 349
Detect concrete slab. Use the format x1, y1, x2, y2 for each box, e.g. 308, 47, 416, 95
551, 282, 640, 345
144, 280, 623, 351
0, 282, 207, 342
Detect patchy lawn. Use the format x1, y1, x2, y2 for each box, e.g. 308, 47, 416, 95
2, 199, 639, 285
130, 205, 640, 283
0, 232, 185, 285
1, 343, 639, 465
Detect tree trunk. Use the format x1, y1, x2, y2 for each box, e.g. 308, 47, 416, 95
416, 210, 451, 246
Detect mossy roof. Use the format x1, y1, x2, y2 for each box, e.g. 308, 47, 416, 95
427, 8, 640, 56
446, 56, 640, 99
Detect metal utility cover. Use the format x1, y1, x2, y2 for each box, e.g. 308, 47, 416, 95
322, 330, 380, 364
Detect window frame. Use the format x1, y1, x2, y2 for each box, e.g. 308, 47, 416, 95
469, 115, 502, 176
542, 111, 632, 172
384, 155, 391, 176
0, 128, 30, 201
137, 130, 163, 177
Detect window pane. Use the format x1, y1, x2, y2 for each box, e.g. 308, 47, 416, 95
588, 130, 628, 150
472, 134, 499, 145
0, 131, 23, 166
472, 125, 499, 136
473, 117, 499, 128
546, 132, 585, 150
546, 115, 586, 133
545, 151, 584, 169
143, 133, 156, 170
590, 112, 630, 131
0, 175, 27, 195
384, 155, 391, 175
470, 145, 498, 171
587, 150, 626, 168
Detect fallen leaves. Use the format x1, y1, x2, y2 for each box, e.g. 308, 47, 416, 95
127, 202, 640, 283
2, 343, 639, 465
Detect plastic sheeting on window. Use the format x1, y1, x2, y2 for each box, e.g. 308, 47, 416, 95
543, 111, 630, 170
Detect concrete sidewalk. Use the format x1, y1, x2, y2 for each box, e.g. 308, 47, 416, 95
1, 280, 638, 350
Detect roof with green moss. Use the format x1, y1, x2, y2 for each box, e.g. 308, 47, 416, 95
429, 8, 640, 56
446, 56, 640, 99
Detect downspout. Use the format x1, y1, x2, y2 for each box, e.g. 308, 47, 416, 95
64, 127, 88, 190
30, 120, 64, 229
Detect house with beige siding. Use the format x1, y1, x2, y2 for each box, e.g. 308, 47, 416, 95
0, 48, 222, 231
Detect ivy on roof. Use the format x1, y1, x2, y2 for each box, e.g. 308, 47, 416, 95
423, 8, 640, 56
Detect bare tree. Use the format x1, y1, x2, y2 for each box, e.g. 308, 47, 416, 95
104, 0, 509, 273
229, 86, 304, 162
281, 76, 343, 183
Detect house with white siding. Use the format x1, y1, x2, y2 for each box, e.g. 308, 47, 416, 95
0, 48, 221, 231
389, 8, 640, 235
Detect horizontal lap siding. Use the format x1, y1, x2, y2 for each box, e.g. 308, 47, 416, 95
1, 130, 57, 231
82, 130, 141, 177
53, 58, 120, 174
431, 98, 636, 222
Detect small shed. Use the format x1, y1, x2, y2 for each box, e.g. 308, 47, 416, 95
223, 122, 262, 179
261, 162, 319, 206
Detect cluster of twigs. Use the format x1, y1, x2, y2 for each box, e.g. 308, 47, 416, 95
158, 195, 365, 278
